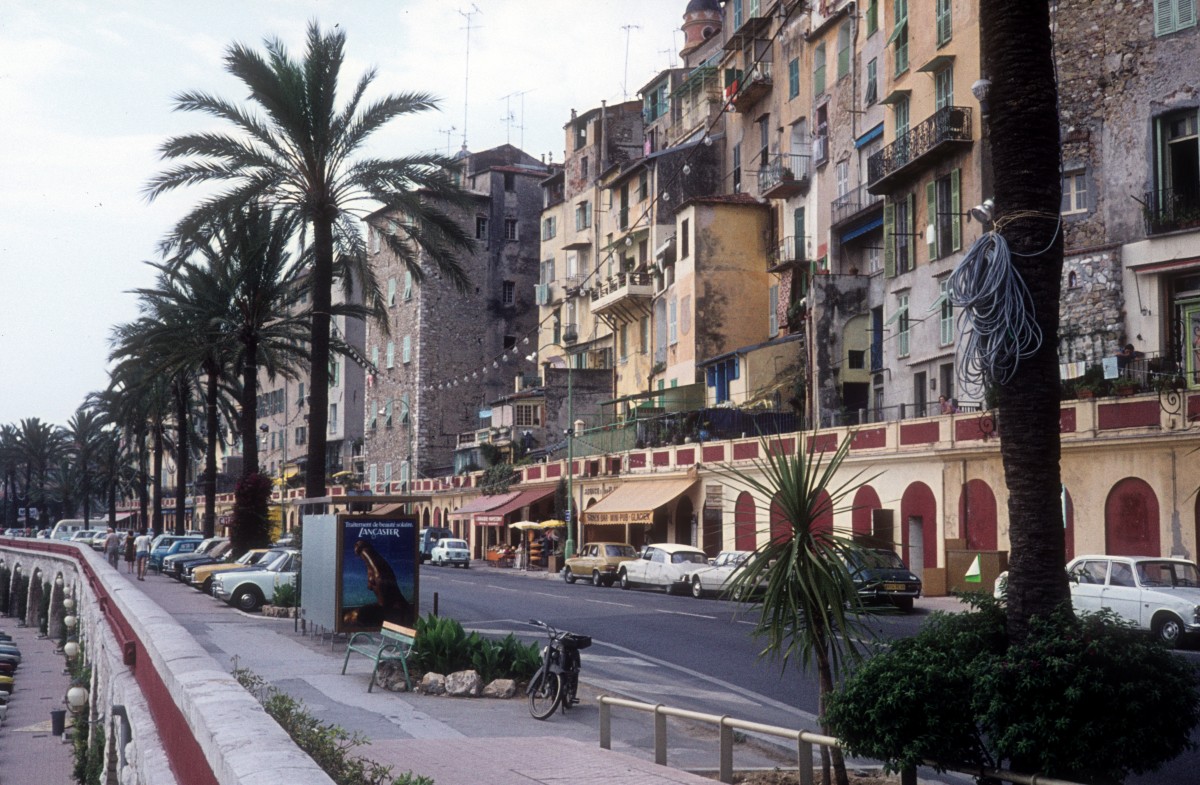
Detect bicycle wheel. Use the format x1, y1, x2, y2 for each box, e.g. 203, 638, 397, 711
528, 670, 562, 720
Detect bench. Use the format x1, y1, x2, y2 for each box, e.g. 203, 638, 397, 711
341, 621, 416, 693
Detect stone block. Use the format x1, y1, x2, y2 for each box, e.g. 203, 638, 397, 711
376, 661, 411, 692
419, 673, 446, 695
444, 670, 481, 697
482, 678, 516, 699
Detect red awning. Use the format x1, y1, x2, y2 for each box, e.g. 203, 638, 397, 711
473, 487, 556, 526
450, 491, 521, 523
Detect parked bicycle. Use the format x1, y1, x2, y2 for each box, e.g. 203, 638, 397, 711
526, 618, 591, 720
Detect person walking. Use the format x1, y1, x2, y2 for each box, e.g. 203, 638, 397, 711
124, 531, 136, 574
134, 529, 152, 581
104, 527, 121, 569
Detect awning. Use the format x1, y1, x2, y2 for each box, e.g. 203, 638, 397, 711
474, 487, 556, 526
584, 478, 696, 526
841, 216, 884, 243
855, 124, 884, 149
450, 491, 520, 523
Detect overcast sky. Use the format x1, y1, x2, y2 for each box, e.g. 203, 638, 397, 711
0, 0, 687, 427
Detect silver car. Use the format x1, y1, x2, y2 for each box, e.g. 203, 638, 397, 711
688, 550, 754, 599
617, 543, 709, 594
1066, 555, 1200, 647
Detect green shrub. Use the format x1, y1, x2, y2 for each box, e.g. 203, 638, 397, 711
825, 597, 1200, 783
272, 583, 298, 607
411, 614, 540, 682
496, 633, 540, 681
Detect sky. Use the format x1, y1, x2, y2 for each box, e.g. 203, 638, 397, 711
0, 0, 688, 427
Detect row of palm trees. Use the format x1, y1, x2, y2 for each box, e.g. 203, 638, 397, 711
4, 22, 477, 548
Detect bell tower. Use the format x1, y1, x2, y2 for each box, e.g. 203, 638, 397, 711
680, 0, 723, 59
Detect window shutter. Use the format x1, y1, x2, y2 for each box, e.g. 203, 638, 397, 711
951, 169, 962, 252
1179, 0, 1197, 28
926, 181, 938, 259
883, 201, 896, 277
906, 193, 916, 271
1155, 0, 1175, 35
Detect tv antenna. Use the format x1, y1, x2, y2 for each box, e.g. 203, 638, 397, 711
621, 24, 641, 100
458, 4, 482, 152
500, 89, 534, 149
436, 126, 457, 156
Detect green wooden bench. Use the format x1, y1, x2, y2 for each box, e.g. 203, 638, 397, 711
341, 621, 416, 693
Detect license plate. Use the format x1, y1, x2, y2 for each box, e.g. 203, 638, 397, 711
883, 583, 906, 592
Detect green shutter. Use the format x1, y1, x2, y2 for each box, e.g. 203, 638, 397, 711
926, 180, 938, 259
1180, 0, 1197, 28
1155, 0, 1174, 34
906, 193, 916, 271
951, 169, 962, 252
883, 201, 896, 277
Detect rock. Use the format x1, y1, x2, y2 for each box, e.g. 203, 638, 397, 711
419, 673, 446, 695
482, 678, 516, 699
376, 661, 412, 692
445, 669, 482, 697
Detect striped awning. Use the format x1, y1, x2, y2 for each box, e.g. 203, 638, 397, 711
583, 478, 696, 526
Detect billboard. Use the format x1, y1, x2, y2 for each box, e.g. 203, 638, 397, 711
337, 515, 419, 633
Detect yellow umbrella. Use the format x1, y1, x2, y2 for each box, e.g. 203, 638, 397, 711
539, 519, 567, 529
509, 521, 542, 530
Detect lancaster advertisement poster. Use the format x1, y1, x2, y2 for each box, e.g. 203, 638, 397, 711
337, 515, 418, 633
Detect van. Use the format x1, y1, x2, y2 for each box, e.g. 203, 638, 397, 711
50, 519, 101, 542
419, 527, 455, 563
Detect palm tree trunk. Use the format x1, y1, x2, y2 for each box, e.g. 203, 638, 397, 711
202, 365, 220, 538
816, 642, 850, 785
980, 0, 1072, 642
240, 333, 260, 478
173, 376, 190, 535
304, 214, 335, 499
152, 426, 164, 535
137, 427, 150, 533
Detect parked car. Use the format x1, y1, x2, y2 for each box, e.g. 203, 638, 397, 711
89, 530, 111, 551
617, 543, 710, 593
148, 534, 203, 573
212, 548, 299, 612
563, 542, 639, 586
188, 548, 277, 593
419, 527, 455, 563
70, 529, 102, 547
845, 548, 923, 613
1065, 555, 1200, 647
688, 550, 757, 599
163, 538, 229, 579
429, 538, 470, 568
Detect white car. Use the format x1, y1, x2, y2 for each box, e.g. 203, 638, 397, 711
688, 550, 754, 599
212, 548, 299, 612
429, 538, 470, 568
1065, 555, 1200, 647
618, 543, 710, 594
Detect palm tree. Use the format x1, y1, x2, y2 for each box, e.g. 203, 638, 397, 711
0, 425, 20, 529
89, 384, 152, 532
979, 1, 1071, 641
724, 439, 878, 785
16, 418, 66, 527
65, 406, 108, 525
146, 21, 476, 497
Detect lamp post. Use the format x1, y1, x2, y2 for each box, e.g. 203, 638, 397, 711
528, 344, 579, 559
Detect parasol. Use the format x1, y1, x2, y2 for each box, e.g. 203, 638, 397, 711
539, 519, 567, 529
508, 520, 542, 530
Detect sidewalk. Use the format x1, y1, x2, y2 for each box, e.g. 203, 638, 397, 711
0, 618, 75, 784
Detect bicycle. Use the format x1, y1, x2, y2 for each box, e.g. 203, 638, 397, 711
526, 618, 591, 720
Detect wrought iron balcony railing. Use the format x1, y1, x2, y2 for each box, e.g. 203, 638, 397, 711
1143, 186, 1200, 235
758, 153, 811, 199
831, 183, 884, 227
867, 106, 973, 192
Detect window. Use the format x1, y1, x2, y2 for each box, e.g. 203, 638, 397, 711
837, 21, 852, 78
400, 392, 410, 423
939, 278, 954, 345
504, 219, 518, 240
836, 161, 850, 199
542, 216, 557, 240
1062, 170, 1088, 214
894, 95, 911, 151
581, 156, 589, 180
385, 399, 394, 428
371, 346, 379, 369
732, 0, 744, 28
329, 360, 340, 387
1155, 0, 1196, 36
403, 271, 413, 300
475, 215, 488, 239
575, 201, 592, 230
681, 218, 690, 258
814, 105, 829, 165
865, 59, 878, 105
732, 143, 742, 193
386, 341, 395, 368
540, 258, 555, 285
640, 315, 650, 354
515, 403, 539, 427
295, 426, 306, 446
934, 66, 954, 111
935, 0, 952, 46
705, 358, 739, 404
788, 57, 800, 98
369, 464, 377, 488
368, 399, 377, 430
927, 169, 961, 259
504, 171, 515, 191
619, 324, 629, 361
897, 294, 911, 357
329, 404, 338, 434
402, 335, 412, 364
769, 284, 779, 335
369, 226, 381, 253
383, 462, 393, 483
668, 298, 678, 344
502, 280, 515, 305
637, 170, 649, 201
813, 43, 826, 96
757, 116, 770, 166
891, 0, 909, 76
867, 0, 879, 35
387, 277, 397, 306
1154, 109, 1199, 223
884, 193, 916, 276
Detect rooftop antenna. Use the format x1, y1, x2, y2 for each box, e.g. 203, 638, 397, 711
500, 89, 534, 149
621, 24, 641, 100
458, 4, 482, 151
436, 126, 457, 156
659, 48, 677, 70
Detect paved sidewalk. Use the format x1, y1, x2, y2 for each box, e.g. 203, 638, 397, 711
0, 619, 75, 785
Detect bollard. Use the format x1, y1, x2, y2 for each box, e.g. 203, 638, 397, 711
51, 708, 66, 736
433, 592, 439, 617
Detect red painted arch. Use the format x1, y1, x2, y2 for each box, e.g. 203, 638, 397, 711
901, 481, 938, 569
959, 479, 997, 551
734, 491, 757, 551
813, 489, 834, 537
770, 494, 790, 544
1105, 477, 1160, 556
851, 486, 882, 540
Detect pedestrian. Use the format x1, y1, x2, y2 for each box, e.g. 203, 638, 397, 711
134, 529, 152, 581
104, 527, 121, 569
124, 531, 136, 574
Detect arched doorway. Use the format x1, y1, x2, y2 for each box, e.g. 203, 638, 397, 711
674, 496, 696, 546
900, 482, 937, 574
959, 479, 997, 551
769, 494, 789, 544
851, 486, 882, 542
734, 492, 757, 551
1105, 478, 1160, 556
813, 489, 833, 536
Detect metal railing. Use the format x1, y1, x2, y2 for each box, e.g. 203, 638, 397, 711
832, 183, 884, 226
1143, 186, 1200, 235
867, 106, 973, 186
757, 153, 812, 196
599, 695, 1088, 785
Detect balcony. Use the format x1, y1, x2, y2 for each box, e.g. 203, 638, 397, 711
591, 272, 655, 322
758, 153, 811, 199
867, 106, 973, 194
831, 184, 884, 228
1143, 186, 1200, 235
562, 323, 579, 344
768, 235, 807, 273
725, 62, 772, 113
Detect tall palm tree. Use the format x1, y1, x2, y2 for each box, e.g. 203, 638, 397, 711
146, 21, 476, 497
65, 406, 108, 525
0, 425, 20, 528
16, 418, 66, 527
980, 1, 1071, 641
89, 384, 152, 532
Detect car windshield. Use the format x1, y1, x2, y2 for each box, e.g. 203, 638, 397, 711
671, 551, 707, 564
1137, 560, 1200, 588
605, 545, 637, 558
264, 552, 295, 572
852, 550, 908, 570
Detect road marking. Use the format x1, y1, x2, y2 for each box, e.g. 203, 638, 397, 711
654, 609, 716, 619
583, 599, 634, 608
582, 654, 656, 666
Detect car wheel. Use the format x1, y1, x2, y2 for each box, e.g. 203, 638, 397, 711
691, 578, 704, 599
201, 577, 213, 594
1154, 613, 1184, 648
893, 597, 915, 613
618, 569, 631, 590
463, 562, 469, 570
563, 567, 576, 584
232, 586, 264, 612
592, 570, 603, 587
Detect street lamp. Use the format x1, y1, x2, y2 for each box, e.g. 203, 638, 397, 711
528, 345, 578, 559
